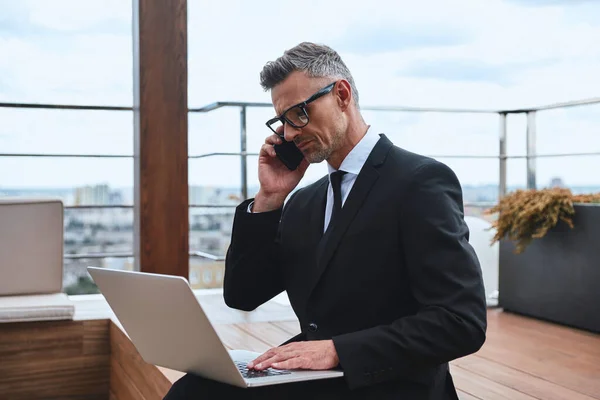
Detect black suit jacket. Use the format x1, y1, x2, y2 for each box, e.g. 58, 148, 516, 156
224, 134, 487, 399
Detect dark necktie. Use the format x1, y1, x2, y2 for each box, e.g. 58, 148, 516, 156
329, 170, 347, 229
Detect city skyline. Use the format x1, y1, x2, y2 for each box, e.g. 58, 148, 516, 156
2, 180, 599, 207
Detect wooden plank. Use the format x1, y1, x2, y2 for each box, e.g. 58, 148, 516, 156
270, 320, 301, 336
489, 310, 600, 357
486, 312, 600, 369
110, 322, 172, 400
476, 340, 600, 398
453, 355, 597, 400
476, 313, 600, 399
0, 320, 109, 399
110, 356, 146, 400
110, 389, 120, 400
84, 319, 111, 355
213, 323, 272, 353
197, 294, 298, 324
0, 320, 82, 358
483, 330, 600, 377
1, 354, 109, 399
236, 322, 292, 348
458, 390, 482, 400
133, 0, 189, 277
450, 365, 538, 400
472, 311, 600, 399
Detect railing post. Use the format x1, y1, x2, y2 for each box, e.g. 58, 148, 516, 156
526, 111, 537, 189
240, 106, 248, 200
132, 0, 188, 278
499, 112, 507, 199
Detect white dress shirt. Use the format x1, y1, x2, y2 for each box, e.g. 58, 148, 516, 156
323, 126, 380, 232
249, 126, 381, 233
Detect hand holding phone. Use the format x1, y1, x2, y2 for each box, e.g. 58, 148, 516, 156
253, 134, 308, 213
273, 135, 304, 171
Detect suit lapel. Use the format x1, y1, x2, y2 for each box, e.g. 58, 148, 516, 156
309, 178, 329, 247
307, 135, 393, 298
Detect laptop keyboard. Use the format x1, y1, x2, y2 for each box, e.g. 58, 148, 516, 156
235, 361, 292, 379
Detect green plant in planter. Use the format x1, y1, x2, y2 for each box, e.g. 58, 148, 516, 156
484, 188, 600, 254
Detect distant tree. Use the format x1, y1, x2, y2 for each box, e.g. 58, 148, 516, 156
64, 276, 101, 295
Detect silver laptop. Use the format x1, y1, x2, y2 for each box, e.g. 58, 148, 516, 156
87, 267, 344, 388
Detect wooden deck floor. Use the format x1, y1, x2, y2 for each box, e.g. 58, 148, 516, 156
197, 309, 599, 400
73, 293, 600, 400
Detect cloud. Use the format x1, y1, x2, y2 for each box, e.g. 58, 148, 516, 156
396, 57, 576, 87
504, 0, 594, 6
0, 0, 129, 37
332, 24, 470, 55
0, 34, 133, 105
0, 0, 131, 106
24, 0, 130, 33
0, 2, 30, 34
399, 59, 516, 85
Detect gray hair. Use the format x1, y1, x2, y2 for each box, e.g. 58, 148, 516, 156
259, 42, 360, 107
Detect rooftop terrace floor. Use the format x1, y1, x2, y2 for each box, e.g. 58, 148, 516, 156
3, 293, 599, 399
73, 292, 600, 400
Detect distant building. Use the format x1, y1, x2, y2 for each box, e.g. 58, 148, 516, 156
189, 185, 243, 206
549, 177, 565, 188
189, 185, 212, 205
74, 184, 111, 205
189, 260, 225, 289
109, 190, 124, 205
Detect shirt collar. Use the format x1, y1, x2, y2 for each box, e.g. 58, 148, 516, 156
327, 125, 381, 176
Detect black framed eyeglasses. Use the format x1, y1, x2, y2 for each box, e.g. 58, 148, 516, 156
265, 81, 337, 135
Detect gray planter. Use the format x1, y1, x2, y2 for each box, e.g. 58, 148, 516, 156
499, 204, 600, 333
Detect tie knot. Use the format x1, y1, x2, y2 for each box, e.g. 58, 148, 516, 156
330, 170, 347, 185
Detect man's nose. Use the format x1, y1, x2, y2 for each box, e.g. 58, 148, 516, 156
283, 123, 301, 142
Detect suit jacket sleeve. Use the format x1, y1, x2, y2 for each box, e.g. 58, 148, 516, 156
223, 197, 288, 311
331, 161, 487, 389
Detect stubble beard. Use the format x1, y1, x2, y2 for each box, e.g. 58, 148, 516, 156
304, 127, 345, 164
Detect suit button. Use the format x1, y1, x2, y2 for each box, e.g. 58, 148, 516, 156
308, 323, 318, 332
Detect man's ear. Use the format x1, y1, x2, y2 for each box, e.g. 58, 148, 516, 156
335, 79, 352, 111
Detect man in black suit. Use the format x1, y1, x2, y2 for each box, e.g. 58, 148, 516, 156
164, 42, 486, 399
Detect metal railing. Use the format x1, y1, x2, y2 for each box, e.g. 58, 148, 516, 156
2, 97, 600, 260
187, 97, 600, 200
62, 204, 237, 209
64, 250, 225, 262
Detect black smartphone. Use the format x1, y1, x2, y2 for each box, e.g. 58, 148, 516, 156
273, 135, 304, 171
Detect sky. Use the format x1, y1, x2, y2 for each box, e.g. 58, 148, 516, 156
0, 0, 599, 194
